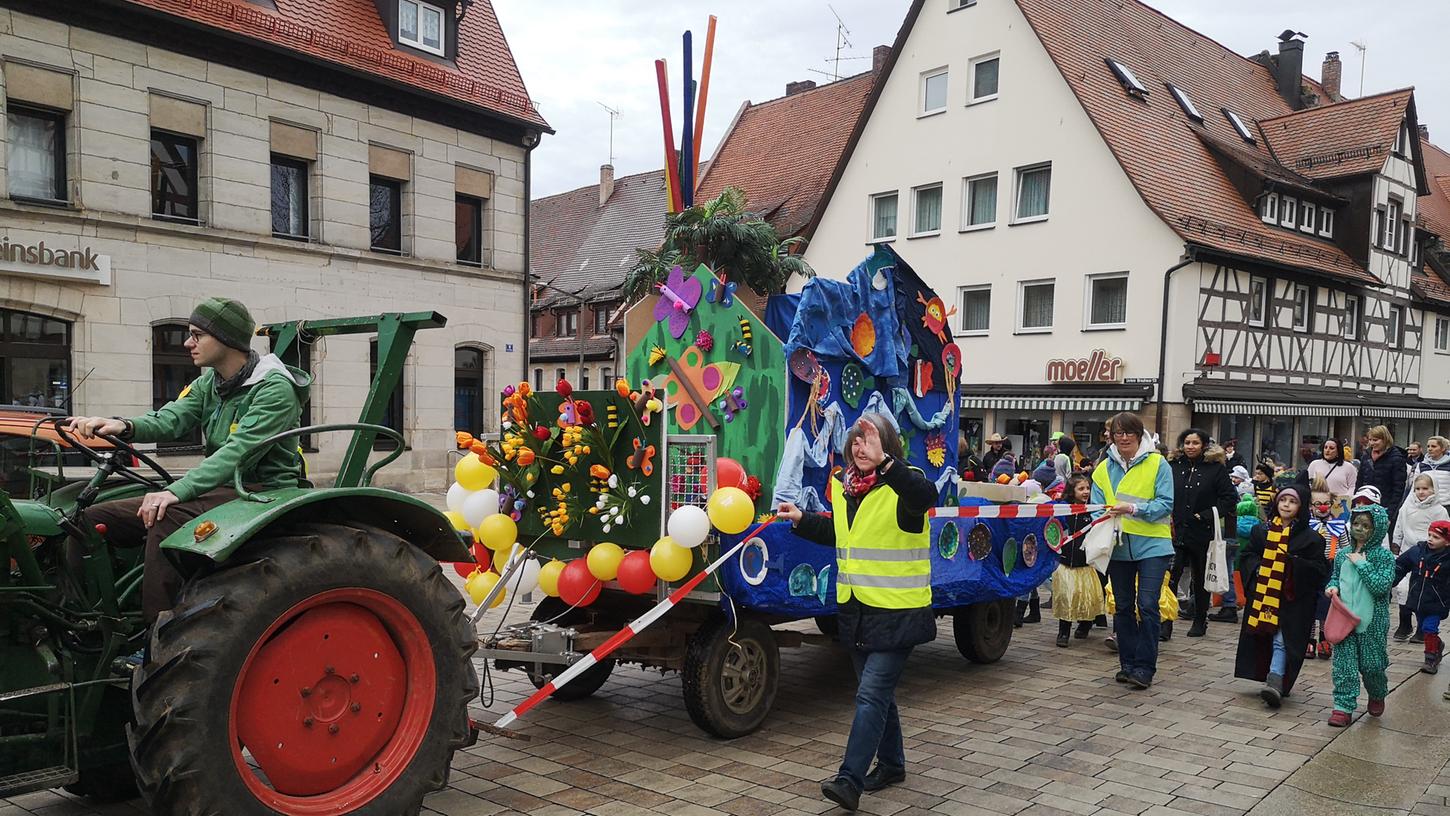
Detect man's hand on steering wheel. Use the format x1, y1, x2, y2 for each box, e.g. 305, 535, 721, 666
138, 490, 180, 529
65, 416, 127, 440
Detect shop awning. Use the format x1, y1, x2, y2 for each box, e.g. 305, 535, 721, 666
1186, 380, 1450, 420
1193, 400, 1360, 417
959, 383, 1153, 413
959, 396, 1144, 412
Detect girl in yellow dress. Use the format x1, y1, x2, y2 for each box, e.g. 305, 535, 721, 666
1053, 475, 1106, 647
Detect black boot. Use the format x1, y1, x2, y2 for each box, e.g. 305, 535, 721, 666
1075, 621, 1093, 639
1023, 593, 1042, 624
1395, 608, 1413, 641
1014, 600, 1028, 629
1057, 620, 1071, 647
1187, 615, 1207, 638
1208, 607, 1239, 623
1159, 621, 1173, 642
1094, 614, 1108, 629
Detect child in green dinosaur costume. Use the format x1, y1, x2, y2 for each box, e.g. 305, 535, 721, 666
1324, 503, 1393, 726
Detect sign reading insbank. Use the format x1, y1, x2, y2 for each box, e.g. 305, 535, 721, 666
0, 238, 112, 286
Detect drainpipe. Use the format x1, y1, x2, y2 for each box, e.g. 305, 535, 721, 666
1154, 248, 1199, 433
522, 132, 539, 385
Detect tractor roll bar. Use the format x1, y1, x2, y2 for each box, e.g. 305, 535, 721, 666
232, 423, 405, 502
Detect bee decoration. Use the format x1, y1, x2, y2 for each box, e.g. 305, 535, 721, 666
731, 318, 754, 357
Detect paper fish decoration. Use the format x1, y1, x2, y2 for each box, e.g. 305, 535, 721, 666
653, 266, 703, 338
840, 362, 867, 408
912, 359, 934, 398
850, 313, 876, 358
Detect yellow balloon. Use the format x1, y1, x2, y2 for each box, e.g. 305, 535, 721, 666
464, 570, 505, 608
476, 514, 517, 551
537, 559, 565, 597
443, 510, 470, 532
454, 456, 497, 491
587, 542, 625, 582
650, 536, 694, 582
707, 486, 755, 535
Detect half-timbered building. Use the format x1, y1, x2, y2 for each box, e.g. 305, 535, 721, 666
803, 0, 1450, 468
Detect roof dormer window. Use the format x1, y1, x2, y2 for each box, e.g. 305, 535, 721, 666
1166, 83, 1202, 122
1105, 59, 1148, 99
400, 0, 445, 56
1223, 108, 1255, 143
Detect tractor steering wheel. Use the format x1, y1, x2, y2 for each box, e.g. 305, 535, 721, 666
52, 419, 176, 492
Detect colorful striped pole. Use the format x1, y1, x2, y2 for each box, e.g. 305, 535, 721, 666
691, 16, 716, 181
655, 59, 682, 213
493, 517, 780, 730
929, 503, 1106, 519
681, 31, 695, 208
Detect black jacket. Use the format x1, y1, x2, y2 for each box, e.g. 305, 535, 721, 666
1058, 510, 1093, 569
1394, 543, 1450, 619
794, 459, 938, 651
980, 448, 1005, 482
1169, 446, 1238, 551
1358, 445, 1409, 518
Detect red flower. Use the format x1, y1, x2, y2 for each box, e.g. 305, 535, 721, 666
556, 379, 573, 398
744, 475, 762, 501
575, 400, 595, 425
532, 425, 550, 441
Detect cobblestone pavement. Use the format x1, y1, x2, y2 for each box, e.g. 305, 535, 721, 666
3, 600, 1436, 816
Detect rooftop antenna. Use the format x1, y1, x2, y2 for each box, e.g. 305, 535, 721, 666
1349, 40, 1367, 97
597, 102, 620, 165
825, 3, 852, 81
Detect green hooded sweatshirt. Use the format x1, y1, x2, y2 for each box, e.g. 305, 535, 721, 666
129, 353, 312, 503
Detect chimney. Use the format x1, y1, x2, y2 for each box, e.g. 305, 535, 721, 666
598, 164, 614, 208
1421, 124, 1431, 144
873, 44, 891, 74
785, 80, 816, 96
1275, 31, 1306, 109
1321, 50, 1341, 102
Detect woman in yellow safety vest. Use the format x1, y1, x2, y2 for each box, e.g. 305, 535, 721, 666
778, 413, 937, 813
1092, 411, 1176, 690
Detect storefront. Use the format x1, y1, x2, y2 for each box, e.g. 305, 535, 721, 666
960, 383, 1153, 471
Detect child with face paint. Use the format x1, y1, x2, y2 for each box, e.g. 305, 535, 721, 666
1324, 504, 1394, 726
1306, 480, 1348, 660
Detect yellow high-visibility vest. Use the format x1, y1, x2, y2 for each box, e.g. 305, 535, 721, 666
830, 473, 932, 608
1092, 453, 1172, 539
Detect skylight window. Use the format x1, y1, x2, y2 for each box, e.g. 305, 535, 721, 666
1223, 108, 1256, 143
1105, 59, 1148, 98
1167, 84, 1202, 122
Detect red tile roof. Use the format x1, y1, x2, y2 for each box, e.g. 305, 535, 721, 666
696, 71, 875, 239
1013, 0, 1380, 284
1260, 89, 1413, 181
529, 170, 669, 305
120, 0, 547, 130
1421, 140, 1450, 240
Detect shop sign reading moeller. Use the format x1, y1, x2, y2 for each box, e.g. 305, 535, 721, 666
1045, 349, 1123, 383
0, 238, 112, 286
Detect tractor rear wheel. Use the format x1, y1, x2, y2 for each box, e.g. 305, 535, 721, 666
952, 599, 1015, 663
521, 597, 615, 701
128, 522, 478, 816
681, 616, 778, 738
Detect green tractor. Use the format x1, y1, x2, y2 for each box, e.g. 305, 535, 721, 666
1, 313, 478, 814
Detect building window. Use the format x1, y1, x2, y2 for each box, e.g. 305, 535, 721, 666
920, 68, 948, 115
1400, 213, 1413, 257
554, 309, 578, 338
454, 346, 487, 433
1166, 84, 1203, 122
601, 366, 613, 387
871, 192, 898, 240
1299, 201, 1316, 234
7, 105, 65, 202
152, 324, 205, 450
1279, 197, 1297, 229
1388, 305, 1404, 349
958, 285, 990, 335
533, 367, 542, 391
969, 54, 999, 103
369, 176, 402, 253
1374, 208, 1386, 248
1318, 207, 1334, 237
1435, 317, 1449, 353
270, 155, 308, 239
594, 303, 612, 335
369, 338, 404, 450
1223, 108, 1255, 143
1105, 58, 1148, 98
1013, 163, 1051, 223
455, 194, 483, 265
911, 183, 942, 236
1086, 273, 1128, 329
962, 173, 997, 229
1018, 280, 1054, 332
1260, 193, 1279, 224
1386, 199, 1401, 253
555, 368, 565, 385
1344, 294, 1361, 340
580, 368, 590, 390
1247, 275, 1267, 327
1291, 284, 1312, 332
0, 310, 70, 411
151, 130, 198, 222
530, 313, 544, 338
398, 0, 445, 56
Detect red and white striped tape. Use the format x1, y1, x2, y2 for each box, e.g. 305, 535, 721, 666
493, 517, 780, 730
929, 502, 1105, 519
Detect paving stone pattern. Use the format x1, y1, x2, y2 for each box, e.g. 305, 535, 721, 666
2, 601, 1438, 816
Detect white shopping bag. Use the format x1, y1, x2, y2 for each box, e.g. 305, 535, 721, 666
1083, 516, 1117, 575
1205, 507, 1232, 595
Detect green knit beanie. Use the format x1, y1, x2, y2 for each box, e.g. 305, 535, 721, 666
190, 297, 255, 352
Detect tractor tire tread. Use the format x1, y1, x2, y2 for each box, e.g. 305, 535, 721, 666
680, 616, 778, 739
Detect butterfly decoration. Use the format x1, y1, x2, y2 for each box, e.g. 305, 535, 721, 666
628, 437, 656, 477
661, 345, 740, 431
556, 401, 578, 428
706, 276, 737, 308
718, 386, 748, 422
653, 266, 703, 338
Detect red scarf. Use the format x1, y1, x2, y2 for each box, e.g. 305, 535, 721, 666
843, 463, 879, 498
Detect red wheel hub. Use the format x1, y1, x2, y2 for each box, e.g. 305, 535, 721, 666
229, 589, 437, 813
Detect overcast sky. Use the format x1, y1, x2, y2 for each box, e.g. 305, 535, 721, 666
495, 1, 1449, 199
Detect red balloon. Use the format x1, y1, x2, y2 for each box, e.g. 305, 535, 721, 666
616, 549, 657, 594
452, 562, 476, 578
716, 457, 748, 490
471, 540, 490, 566
557, 558, 602, 607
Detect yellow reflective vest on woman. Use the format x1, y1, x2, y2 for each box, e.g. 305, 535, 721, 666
830, 474, 932, 608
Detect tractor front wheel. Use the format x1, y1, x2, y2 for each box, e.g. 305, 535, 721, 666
128, 522, 478, 816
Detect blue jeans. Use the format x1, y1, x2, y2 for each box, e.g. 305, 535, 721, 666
1271, 631, 1286, 676
838, 647, 911, 792
1107, 555, 1174, 680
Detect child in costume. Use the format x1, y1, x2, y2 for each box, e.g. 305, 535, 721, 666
1324, 503, 1394, 726
1235, 486, 1331, 708
1230, 465, 1253, 500
1210, 494, 1261, 624
1306, 480, 1347, 660
1252, 463, 1276, 515
1052, 475, 1105, 647
1393, 474, 1449, 641
1393, 519, 1450, 674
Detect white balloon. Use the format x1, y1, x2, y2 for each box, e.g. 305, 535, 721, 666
667, 505, 711, 549
504, 556, 543, 596
462, 489, 501, 529
446, 482, 471, 514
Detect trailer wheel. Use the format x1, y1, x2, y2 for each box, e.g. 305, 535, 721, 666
128, 523, 477, 816
682, 616, 778, 738
522, 598, 615, 701
953, 599, 1015, 663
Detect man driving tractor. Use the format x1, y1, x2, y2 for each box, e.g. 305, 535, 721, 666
66, 297, 310, 623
